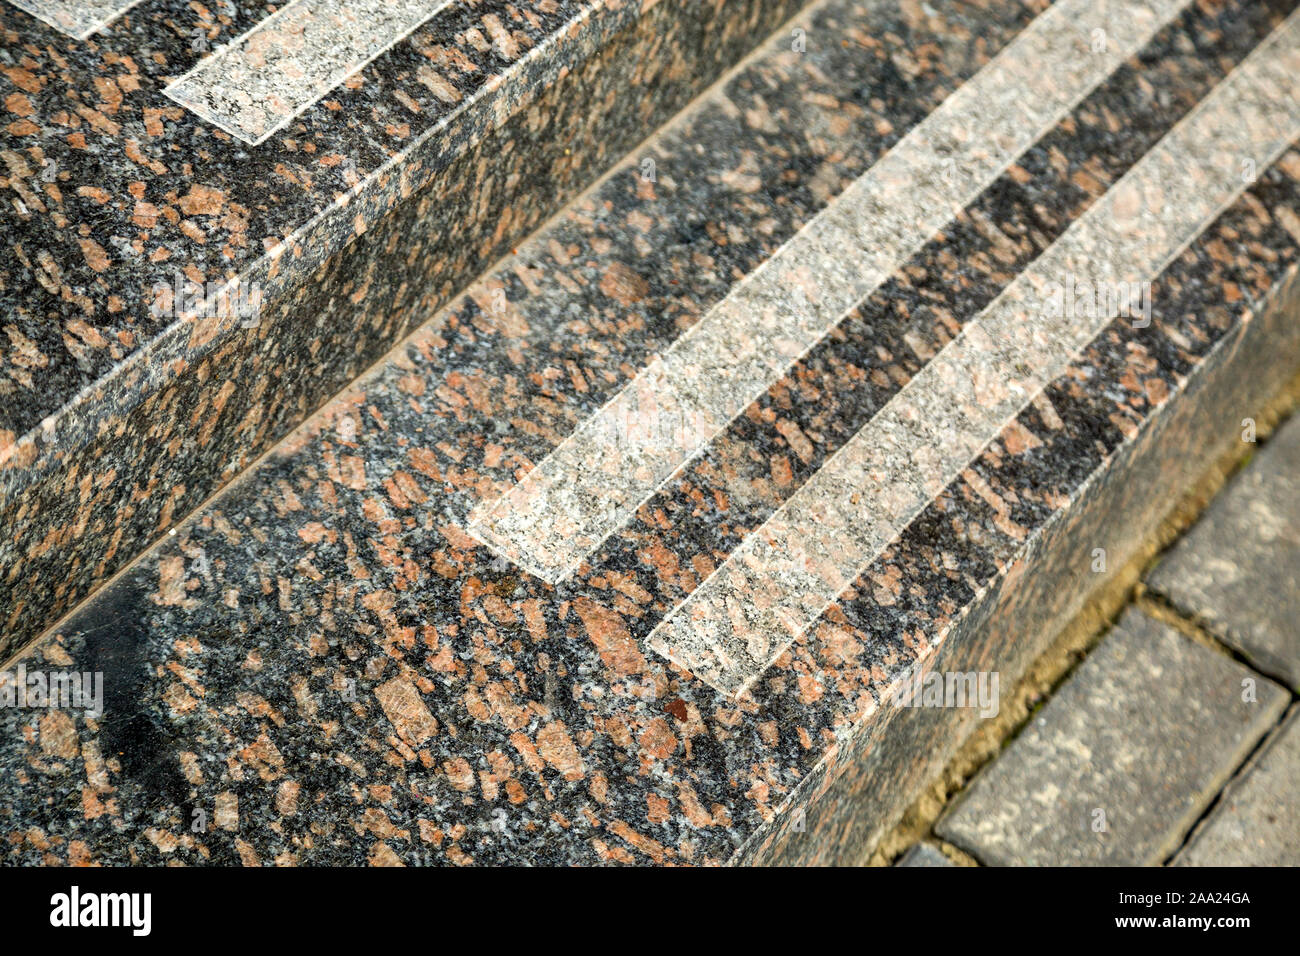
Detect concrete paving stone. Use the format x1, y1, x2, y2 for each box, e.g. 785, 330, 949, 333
1174, 705, 1300, 866
1147, 414, 1300, 689
935, 609, 1288, 866
895, 842, 957, 867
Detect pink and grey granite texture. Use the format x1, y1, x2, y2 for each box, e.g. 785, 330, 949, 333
3, 0, 1300, 866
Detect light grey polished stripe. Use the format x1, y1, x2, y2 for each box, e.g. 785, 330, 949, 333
6, 0, 143, 39
649, 10, 1300, 698
466, 0, 1194, 584
164, 0, 454, 146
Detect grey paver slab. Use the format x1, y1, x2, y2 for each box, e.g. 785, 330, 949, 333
1148, 415, 1300, 688
935, 610, 1287, 865
1174, 705, 1300, 866
896, 842, 958, 867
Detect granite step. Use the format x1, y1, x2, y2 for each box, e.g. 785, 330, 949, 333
5, 0, 1300, 866
0, 0, 808, 656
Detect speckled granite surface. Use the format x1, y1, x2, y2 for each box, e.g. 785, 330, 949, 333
0, 0, 806, 654
5, 0, 1300, 866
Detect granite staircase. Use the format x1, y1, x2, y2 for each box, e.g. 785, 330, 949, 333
4, 0, 1300, 865
0, 0, 808, 658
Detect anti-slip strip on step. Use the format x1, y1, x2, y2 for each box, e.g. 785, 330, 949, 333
3, 0, 1299, 866
164, 0, 457, 146
3, 0, 143, 39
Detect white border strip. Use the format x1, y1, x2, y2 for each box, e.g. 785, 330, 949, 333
164, 0, 454, 146
5, 0, 144, 39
